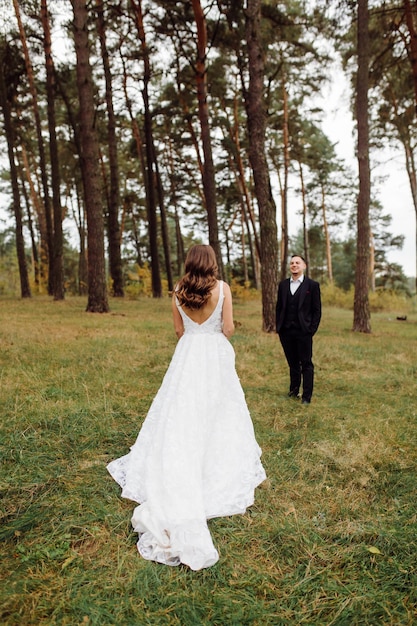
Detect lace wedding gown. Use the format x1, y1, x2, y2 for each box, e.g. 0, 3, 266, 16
107, 281, 266, 571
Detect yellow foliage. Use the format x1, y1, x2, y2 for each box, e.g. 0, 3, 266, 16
124, 264, 153, 297
124, 264, 169, 298
320, 283, 354, 309
368, 289, 411, 314
321, 282, 412, 314
229, 278, 260, 301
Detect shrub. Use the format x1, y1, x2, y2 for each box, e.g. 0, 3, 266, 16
230, 278, 260, 301
368, 288, 412, 314
321, 283, 354, 309
320, 282, 413, 314
124, 264, 154, 298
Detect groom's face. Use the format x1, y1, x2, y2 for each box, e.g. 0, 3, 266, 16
290, 257, 306, 278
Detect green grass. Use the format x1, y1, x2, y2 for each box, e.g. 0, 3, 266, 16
1, 295, 416, 625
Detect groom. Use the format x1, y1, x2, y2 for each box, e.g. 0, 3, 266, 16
275, 255, 321, 405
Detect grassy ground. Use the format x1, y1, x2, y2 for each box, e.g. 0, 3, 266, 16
0, 295, 416, 625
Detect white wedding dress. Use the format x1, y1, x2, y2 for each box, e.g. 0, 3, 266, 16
107, 281, 266, 571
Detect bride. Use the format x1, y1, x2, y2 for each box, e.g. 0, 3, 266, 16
107, 244, 266, 571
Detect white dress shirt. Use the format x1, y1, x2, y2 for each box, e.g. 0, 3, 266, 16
290, 274, 304, 295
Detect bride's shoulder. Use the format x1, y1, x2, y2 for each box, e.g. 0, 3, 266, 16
213, 280, 228, 298
220, 280, 231, 295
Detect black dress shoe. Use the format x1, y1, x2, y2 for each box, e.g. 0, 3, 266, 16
288, 390, 300, 398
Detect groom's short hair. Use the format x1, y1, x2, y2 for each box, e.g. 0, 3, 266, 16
291, 254, 306, 263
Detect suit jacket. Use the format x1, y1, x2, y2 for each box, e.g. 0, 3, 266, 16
276, 276, 321, 335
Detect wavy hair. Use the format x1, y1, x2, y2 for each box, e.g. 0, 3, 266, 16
176, 245, 219, 310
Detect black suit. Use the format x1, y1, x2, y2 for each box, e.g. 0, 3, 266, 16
276, 276, 321, 402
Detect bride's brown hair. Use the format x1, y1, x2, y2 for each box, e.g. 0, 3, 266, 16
176, 245, 219, 310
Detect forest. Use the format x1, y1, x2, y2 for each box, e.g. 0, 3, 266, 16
0, 0, 416, 332
3, 5, 417, 624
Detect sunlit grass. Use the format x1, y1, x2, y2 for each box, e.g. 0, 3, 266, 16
1, 295, 416, 625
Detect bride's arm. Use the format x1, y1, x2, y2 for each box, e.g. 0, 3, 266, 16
172, 293, 184, 338
222, 282, 235, 339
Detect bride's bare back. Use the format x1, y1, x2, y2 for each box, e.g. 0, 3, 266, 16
181, 281, 221, 325
172, 280, 234, 339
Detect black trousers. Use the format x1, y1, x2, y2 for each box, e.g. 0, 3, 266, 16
279, 328, 314, 401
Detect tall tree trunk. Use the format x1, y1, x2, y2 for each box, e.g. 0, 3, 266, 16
174, 206, 185, 278
130, 0, 162, 297
71, 0, 109, 312
121, 52, 156, 275
280, 77, 289, 281
230, 154, 258, 288
0, 44, 31, 298
55, 71, 89, 296
120, 53, 146, 185
223, 6, 261, 288
231, 94, 261, 288
298, 159, 310, 274
321, 183, 333, 283
245, 0, 279, 332
403, 140, 417, 292
401, 4, 417, 291
96, 0, 124, 297
353, 0, 371, 333
69, 185, 88, 295
220, 98, 260, 287
241, 209, 249, 284
404, 0, 417, 114
18, 161, 40, 289
20, 144, 48, 285
191, 0, 224, 276
175, 60, 204, 179
369, 231, 376, 291
166, 134, 185, 279
41, 0, 64, 300
12, 0, 54, 295
153, 149, 173, 292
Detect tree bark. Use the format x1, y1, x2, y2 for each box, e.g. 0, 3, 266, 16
403, 0, 417, 291
280, 77, 289, 281
321, 183, 333, 283
153, 148, 174, 292
20, 144, 48, 284
166, 134, 185, 278
18, 163, 40, 289
130, 0, 162, 297
404, 0, 417, 115
96, 0, 124, 297
369, 231, 375, 291
12, 0, 54, 295
232, 94, 261, 288
353, 0, 371, 333
0, 43, 31, 298
70, 185, 88, 295
245, 0, 279, 332
403, 139, 417, 292
298, 160, 310, 273
54, 71, 89, 295
191, 0, 224, 276
71, 0, 109, 312
41, 0, 64, 300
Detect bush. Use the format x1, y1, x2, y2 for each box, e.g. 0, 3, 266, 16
321, 283, 354, 309
368, 288, 412, 314
124, 264, 169, 298
230, 278, 260, 301
320, 282, 413, 314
